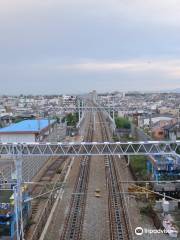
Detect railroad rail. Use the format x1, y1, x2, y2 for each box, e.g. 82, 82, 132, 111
60, 114, 93, 240
60, 155, 90, 240
25, 157, 66, 240
99, 111, 132, 240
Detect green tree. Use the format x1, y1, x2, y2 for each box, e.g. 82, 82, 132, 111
66, 113, 78, 126
115, 117, 131, 129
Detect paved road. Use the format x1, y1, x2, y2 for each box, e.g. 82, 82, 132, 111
131, 124, 152, 141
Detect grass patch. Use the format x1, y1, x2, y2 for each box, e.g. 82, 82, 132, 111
140, 203, 153, 216
112, 135, 119, 141
130, 155, 148, 181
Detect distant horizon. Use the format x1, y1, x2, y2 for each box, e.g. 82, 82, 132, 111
0, 88, 180, 96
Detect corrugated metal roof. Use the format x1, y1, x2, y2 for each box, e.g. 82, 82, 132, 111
0, 119, 55, 134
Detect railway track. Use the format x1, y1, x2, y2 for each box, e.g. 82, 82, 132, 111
98, 111, 132, 240
30, 157, 65, 215
25, 157, 66, 240
60, 114, 93, 240
41, 110, 131, 240
60, 155, 90, 240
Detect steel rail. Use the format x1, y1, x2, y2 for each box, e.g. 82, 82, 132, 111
60, 114, 93, 240
98, 111, 132, 240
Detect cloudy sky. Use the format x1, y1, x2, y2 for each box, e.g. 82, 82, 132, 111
0, 0, 180, 94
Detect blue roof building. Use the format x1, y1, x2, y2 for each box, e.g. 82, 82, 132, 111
0, 119, 56, 142
0, 119, 55, 134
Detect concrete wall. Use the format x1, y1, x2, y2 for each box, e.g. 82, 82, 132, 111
154, 200, 178, 212
0, 133, 35, 142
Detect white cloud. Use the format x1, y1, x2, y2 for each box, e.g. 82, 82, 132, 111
2, 57, 180, 81
56, 59, 180, 79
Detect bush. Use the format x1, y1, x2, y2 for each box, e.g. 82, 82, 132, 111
66, 113, 78, 126
130, 156, 148, 180
115, 117, 131, 129
140, 203, 153, 216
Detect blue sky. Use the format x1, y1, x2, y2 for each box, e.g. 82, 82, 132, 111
0, 0, 180, 94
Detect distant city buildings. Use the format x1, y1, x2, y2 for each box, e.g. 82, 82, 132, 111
97, 91, 180, 140
0, 95, 79, 126
89, 90, 97, 103
0, 92, 180, 140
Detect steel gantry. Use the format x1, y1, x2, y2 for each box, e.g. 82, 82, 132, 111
61, 99, 117, 131
60, 106, 121, 111
1, 140, 180, 240
0, 140, 180, 157
74, 104, 116, 131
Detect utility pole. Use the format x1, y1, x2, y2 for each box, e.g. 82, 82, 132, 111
93, 110, 96, 131
78, 99, 81, 123
14, 185, 20, 240
14, 153, 24, 240
112, 99, 115, 121
108, 98, 110, 116
82, 99, 84, 119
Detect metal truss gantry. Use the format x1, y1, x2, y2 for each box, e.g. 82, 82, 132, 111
60, 106, 120, 112
1, 140, 180, 240
60, 103, 116, 131
1, 140, 180, 157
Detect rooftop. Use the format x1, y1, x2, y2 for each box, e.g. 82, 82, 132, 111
0, 119, 55, 134
144, 116, 173, 125
0, 189, 13, 203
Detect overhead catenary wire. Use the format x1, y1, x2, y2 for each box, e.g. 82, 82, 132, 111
1, 179, 180, 187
